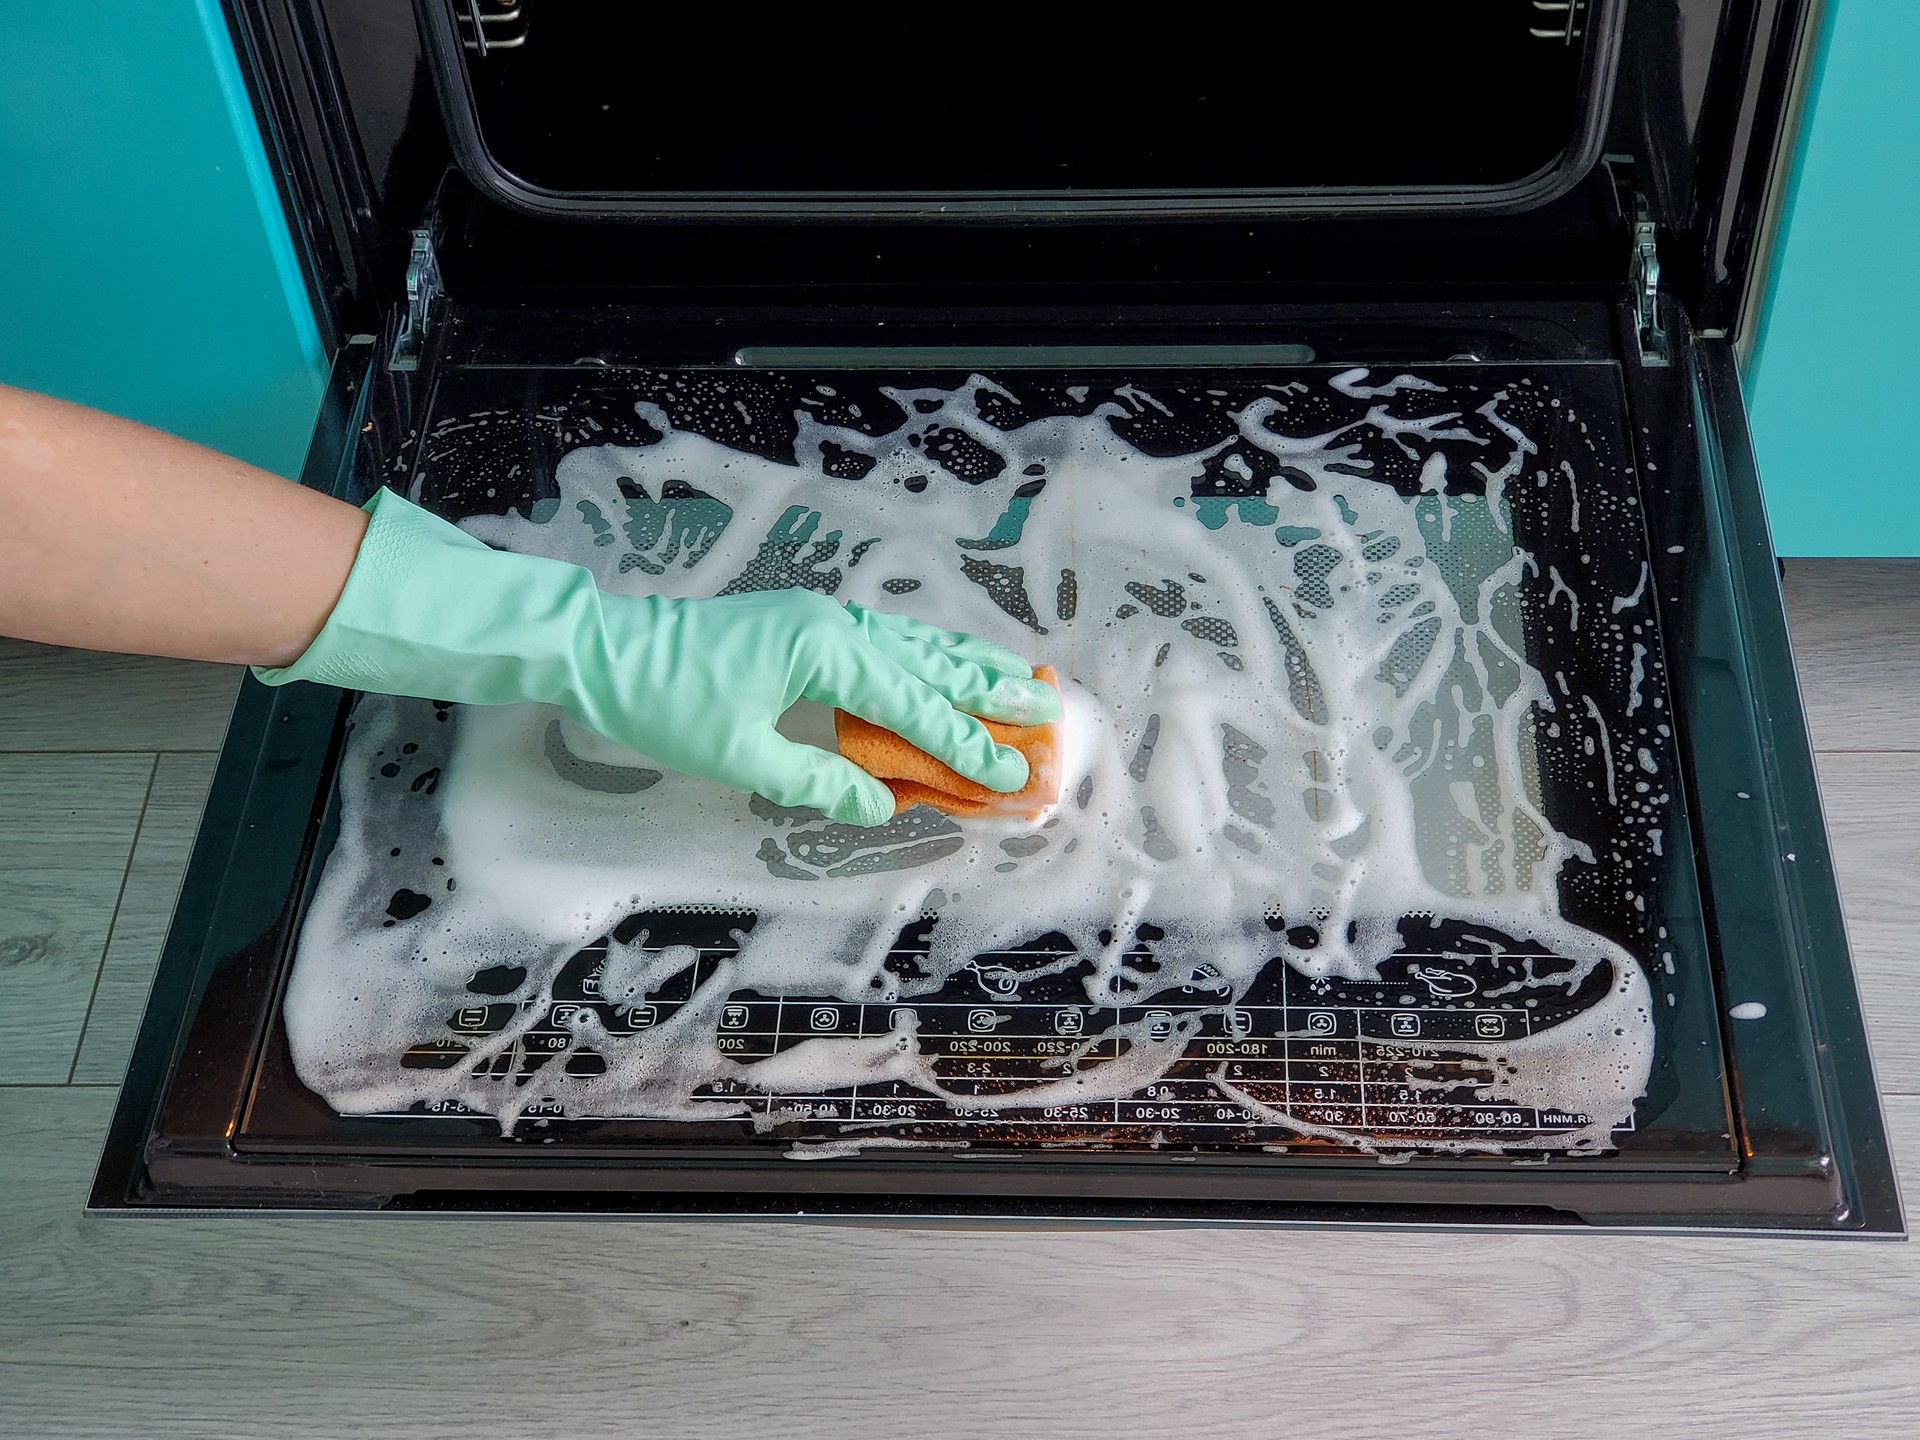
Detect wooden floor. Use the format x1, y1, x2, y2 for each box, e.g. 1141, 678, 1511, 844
2, 563, 1916, 1439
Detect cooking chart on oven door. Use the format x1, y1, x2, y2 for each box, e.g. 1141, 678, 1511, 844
402, 916, 1634, 1149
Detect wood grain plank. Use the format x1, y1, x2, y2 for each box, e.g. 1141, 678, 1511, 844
0, 1085, 1913, 1440
1817, 752, 1920, 1095
1784, 559, 1920, 753
0, 755, 152, 1083
0, 636, 240, 754
71, 753, 218, 1085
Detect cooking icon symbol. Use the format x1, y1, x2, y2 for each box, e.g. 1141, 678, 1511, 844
1409, 964, 1477, 999
975, 966, 1020, 998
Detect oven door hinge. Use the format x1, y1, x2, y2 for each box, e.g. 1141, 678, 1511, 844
389, 227, 442, 373
1629, 192, 1670, 368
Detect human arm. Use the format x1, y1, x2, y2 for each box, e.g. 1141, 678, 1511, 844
0, 381, 366, 666
0, 384, 1059, 824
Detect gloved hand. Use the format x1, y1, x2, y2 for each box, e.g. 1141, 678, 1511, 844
255, 489, 1061, 825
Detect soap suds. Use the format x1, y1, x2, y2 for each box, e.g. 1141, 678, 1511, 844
287, 368, 1671, 1156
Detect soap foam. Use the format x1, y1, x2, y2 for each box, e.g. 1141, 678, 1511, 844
285, 369, 1660, 1152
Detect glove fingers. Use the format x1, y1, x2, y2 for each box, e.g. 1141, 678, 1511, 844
848, 601, 1035, 677
805, 641, 1031, 794
740, 731, 897, 827
859, 626, 1062, 725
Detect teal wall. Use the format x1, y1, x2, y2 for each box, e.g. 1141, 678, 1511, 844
0, 0, 327, 478
0, 2, 1909, 544
1748, 0, 1920, 556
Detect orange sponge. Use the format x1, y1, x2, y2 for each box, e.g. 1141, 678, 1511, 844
835, 665, 1063, 820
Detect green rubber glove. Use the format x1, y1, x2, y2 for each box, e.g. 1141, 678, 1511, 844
255, 489, 1061, 826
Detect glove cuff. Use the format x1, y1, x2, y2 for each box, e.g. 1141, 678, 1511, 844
251, 488, 609, 710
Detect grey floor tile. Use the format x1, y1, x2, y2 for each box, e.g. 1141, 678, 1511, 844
0, 636, 240, 753
0, 753, 153, 1082
72, 753, 219, 1084
1, 1084, 1916, 1439
1784, 559, 1920, 752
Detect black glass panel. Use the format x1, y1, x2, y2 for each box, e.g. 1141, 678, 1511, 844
440, 0, 1610, 204
240, 357, 1734, 1170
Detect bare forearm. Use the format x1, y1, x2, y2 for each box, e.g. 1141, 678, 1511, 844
0, 384, 367, 667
